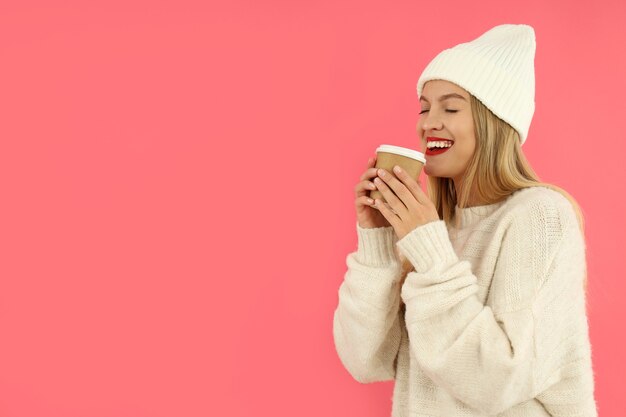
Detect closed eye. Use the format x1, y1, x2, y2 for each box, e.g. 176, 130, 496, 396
419, 110, 458, 114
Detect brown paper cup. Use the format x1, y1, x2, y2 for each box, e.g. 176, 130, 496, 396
369, 144, 425, 208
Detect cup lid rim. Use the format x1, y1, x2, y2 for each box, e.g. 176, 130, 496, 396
375, 144, 425, 163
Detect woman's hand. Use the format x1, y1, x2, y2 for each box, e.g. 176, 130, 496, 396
371, 165, 440, 240
354, 155, 392, 229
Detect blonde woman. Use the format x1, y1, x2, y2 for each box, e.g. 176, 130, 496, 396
333, 24, 597, 416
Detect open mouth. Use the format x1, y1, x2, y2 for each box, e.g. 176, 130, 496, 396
425, 139, 454, 156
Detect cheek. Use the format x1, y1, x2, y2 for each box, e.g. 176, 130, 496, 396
461, 116, 475, 140
456, 140, 477, 161
416, 124, 426, 147
457, 121, 476, 155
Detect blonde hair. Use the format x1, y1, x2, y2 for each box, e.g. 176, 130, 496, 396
399, 93, 588, 298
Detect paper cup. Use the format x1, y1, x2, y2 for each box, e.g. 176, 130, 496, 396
370, 144, 425, 207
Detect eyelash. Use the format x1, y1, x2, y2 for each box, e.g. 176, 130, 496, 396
419, 110, 458, 114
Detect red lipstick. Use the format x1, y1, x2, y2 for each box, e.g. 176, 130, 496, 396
425, 137, 454, 156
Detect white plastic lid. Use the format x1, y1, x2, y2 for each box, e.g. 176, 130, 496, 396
375, 144, 425, 163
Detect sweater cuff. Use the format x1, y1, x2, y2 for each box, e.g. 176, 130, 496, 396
395, 220, 458, 273
355, 221, 400, 267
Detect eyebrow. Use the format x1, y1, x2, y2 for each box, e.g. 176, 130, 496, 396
419, 93, 467, 102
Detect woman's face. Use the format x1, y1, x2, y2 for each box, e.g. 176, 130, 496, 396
417, 80, 476, 183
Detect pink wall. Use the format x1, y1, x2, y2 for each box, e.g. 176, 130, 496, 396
0, 0, 624, 416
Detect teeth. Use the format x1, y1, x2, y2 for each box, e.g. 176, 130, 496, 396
427, 141, 453, 149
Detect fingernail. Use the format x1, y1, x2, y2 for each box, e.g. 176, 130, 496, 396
393, 165, 401, 174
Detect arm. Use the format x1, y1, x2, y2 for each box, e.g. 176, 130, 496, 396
332, 221, 405, 383
396, 197, 596, 415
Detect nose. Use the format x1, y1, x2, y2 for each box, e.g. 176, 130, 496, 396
421, 111, 443, 131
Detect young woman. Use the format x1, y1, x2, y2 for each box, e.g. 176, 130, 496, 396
333, 24, 597, 416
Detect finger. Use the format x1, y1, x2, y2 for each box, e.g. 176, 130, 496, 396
355, 195, 375, 208
359, 155, 378, 180
375, 198, 398, 217
390, 165, 429, 205
359, 167, 381, 182
355, 179, 377, 197
374, 172, 407, 213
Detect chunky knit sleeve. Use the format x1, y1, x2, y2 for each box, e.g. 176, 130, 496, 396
396, 196, 596, 415
332, 221, 405, 383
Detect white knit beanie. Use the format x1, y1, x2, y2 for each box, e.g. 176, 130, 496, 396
417, 24, 536, 145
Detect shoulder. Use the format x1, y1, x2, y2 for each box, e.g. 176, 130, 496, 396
495, 186, 582, 249
494, 186, 580, 244
503, 186, 577, 225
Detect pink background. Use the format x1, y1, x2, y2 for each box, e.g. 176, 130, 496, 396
0, 1, 624, 416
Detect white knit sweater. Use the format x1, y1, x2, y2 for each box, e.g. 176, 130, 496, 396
333, 186, 597, 416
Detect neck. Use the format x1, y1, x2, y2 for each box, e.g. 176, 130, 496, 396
453, 177, 492, 208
